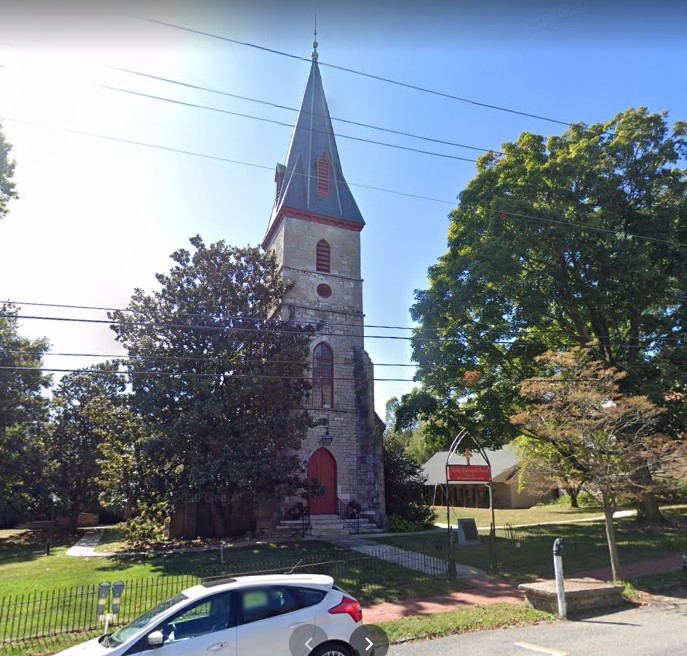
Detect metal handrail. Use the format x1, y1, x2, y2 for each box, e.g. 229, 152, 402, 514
302, 504, 311, 537
337, 498, 361, 534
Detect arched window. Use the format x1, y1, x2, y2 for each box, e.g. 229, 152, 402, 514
316, 153, 330, 196
316, 240, 330, 273
313, 342, 333, 407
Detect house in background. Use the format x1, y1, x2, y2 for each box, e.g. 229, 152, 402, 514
421, 444, 557, 510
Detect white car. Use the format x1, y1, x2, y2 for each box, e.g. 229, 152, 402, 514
55, 574, 368, 656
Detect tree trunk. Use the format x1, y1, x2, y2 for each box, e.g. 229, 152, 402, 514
209, 500, 228, 537
602, 493, 622, 581
565, 486, 580, 509
69, 504, 81, 536
633, 466, 668, 526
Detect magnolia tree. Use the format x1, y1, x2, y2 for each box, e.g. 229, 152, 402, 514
110, 236, 314, 537
511, 347, 677, 580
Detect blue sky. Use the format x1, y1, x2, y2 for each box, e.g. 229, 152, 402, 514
1, 1, 686, 416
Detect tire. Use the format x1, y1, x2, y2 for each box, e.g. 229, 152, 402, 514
310, 642, 353, 656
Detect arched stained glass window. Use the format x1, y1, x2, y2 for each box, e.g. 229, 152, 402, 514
313, 342, 333, 407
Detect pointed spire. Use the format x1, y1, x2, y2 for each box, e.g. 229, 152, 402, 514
264, 38, 364, 247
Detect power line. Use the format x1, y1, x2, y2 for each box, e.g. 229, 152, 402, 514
0, 365, 414, 383
9, 349, 420, 368
0, 364, 624, 387
489, 207, 687, 249
96, 83, 478, 163
138, 16, 572, 126
2, 117, 455, 207
107, 65, 497, 155
6, 116, 682, 249
6, 301, 684, 343
5, 311, 680, 350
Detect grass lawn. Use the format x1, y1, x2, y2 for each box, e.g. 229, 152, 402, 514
433, 503, 631, 528
372, 505, 687, 581
0, 528, 467, 646
0, 529, 347, 596
378, 602, 554, 643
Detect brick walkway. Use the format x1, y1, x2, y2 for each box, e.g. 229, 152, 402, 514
364, 575, 524, 623
364, 554, 686, 623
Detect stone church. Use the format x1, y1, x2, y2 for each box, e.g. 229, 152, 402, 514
262, 40, 386, 533
170, 41, 386, 538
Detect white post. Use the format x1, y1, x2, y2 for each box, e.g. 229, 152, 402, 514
553, 538, 567, 618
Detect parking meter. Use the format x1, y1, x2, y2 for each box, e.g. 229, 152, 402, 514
111, 581, 125, 617
97, 581, 111, 620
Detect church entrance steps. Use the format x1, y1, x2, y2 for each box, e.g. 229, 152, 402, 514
274, 513, 382, 537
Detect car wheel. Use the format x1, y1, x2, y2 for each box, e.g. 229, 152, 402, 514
310, 643, 353, 656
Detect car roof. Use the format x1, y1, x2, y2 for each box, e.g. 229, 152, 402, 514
182, 574, 335, 600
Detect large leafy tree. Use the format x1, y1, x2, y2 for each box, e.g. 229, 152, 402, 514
110, 236, 313, 537
0, 306, 51, 526
0, 122, 18, 220
410, 108, 687, 522
511, 347, 674, 580
46, 362, 126, 533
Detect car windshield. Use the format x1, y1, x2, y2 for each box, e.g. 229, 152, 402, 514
109, 593, 188, 645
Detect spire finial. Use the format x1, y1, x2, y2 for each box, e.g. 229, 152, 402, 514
312, 14, 318, 61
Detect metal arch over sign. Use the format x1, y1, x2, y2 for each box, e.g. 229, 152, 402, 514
444, 428, 497, 575
447, 464, 491, 482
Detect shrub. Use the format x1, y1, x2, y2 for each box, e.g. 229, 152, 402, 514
383, 439, 436, 528
387, 515, 427, 533
120, 502, 170, 546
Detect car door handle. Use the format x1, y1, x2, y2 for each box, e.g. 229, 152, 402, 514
289, 621, 306, 629
207, 643, 228, 652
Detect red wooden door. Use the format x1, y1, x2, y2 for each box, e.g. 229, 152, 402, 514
307, 448, 337, 514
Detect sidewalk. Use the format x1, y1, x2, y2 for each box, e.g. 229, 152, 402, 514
326, 535, 485, 579
65, 529, 110, 557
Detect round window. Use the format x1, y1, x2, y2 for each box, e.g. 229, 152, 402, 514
317, 283, 332, 298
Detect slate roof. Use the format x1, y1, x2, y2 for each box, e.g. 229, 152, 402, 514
421, 444, 521, 486
267, 54, 364, 233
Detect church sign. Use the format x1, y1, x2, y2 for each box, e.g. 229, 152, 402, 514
447, 464, 491, 482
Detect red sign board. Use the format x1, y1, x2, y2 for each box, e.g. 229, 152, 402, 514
447, 464, 491, 482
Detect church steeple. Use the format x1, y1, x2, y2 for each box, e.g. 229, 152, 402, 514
263, 49, 364, 249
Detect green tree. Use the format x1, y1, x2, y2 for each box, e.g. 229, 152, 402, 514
410, 108, 687, 523
513, 435, 585, 508
0, 123, 18, 220
384, 396, 434, 464
383, 437, 436, 530
0, 306, 51, 526
89, 397, 151, 520
511, 347, 674, 581
47, 362, 126, 533
110, 236, 313, 537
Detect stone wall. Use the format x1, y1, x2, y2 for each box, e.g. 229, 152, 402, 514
519, 578, 626, 617
265, 214, 385, 523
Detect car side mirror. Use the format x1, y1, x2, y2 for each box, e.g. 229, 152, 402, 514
147, 631, 164, 647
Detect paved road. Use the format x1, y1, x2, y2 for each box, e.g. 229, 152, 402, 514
388, 595, 687, 656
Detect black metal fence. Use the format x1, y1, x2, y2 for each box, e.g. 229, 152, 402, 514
0, 546, 449, 645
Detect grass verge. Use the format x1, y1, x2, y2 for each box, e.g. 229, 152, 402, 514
378, 602, 554, 643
